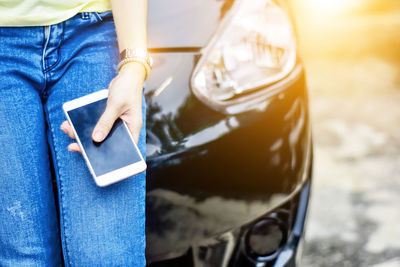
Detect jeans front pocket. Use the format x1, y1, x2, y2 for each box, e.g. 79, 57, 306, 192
94, 10, 114, 22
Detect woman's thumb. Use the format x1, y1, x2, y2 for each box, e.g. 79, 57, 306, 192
92, 106, 119, 142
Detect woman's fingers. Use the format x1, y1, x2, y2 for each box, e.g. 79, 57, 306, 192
68, 143, 81, 152
61, 121, 81, 152
121, 114, 142, 144
60, 120, 76, 139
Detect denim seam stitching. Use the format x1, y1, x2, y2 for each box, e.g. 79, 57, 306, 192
44, 23, 65, 74
44, 48, 62, 73
93, 12, 103, 22
45, 108, 73, 267
41, 71, 52, 99
44, 53, 62, 73
41, 26, 50, 93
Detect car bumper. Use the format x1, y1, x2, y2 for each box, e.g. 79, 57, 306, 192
147, 178, 312, 267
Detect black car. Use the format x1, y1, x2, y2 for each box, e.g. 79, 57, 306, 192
145, 0, 312, 266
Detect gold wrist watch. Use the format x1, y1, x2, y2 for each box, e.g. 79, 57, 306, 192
118, 48, 153, 80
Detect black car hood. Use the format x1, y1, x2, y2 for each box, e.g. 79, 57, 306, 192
145, 0, 311, 262
148, 0, 232, 48
145, 56, 311, 261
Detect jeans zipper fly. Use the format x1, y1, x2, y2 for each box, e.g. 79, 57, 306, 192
42, 25, 51, 72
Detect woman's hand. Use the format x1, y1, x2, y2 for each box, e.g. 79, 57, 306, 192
61, 62, 146, 152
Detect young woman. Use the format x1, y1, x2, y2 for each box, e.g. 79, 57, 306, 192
0, 0, 149, 266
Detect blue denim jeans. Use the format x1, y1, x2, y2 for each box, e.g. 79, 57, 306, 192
0, 11, 146, 266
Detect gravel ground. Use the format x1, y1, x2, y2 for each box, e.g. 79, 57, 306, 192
290, 1, 400, 266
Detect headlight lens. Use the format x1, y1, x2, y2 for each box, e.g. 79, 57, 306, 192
191, 0, 296, 104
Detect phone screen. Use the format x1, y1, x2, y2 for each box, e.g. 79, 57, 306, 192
67, 98, 142, 176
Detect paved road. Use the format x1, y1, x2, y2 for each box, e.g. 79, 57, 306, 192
290, 1, 400, 266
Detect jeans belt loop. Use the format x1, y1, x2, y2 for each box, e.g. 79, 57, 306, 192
80, 12, 90, 20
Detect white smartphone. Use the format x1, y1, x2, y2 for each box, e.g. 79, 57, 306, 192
63, 89, 146, 187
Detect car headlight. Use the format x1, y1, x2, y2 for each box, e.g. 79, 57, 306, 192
191, 0, 296, 110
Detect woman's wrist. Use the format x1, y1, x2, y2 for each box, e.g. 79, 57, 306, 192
119, 61, 146, 82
